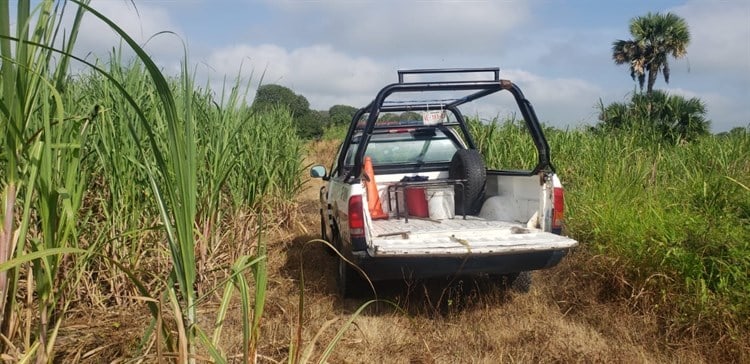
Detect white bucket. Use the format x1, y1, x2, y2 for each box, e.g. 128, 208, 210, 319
427, 187, 455, 220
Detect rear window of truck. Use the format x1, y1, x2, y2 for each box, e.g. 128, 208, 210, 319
344, 129, 460, 166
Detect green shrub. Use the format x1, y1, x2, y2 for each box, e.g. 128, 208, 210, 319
597, 90, 711, 143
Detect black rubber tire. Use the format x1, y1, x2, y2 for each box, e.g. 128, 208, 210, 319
506, 271, 532, 293
449, 149, 487, 215
333, 234, 365, 298
319, 208, 328, 241
337, 255, 360, 298
323, 220, 337, 257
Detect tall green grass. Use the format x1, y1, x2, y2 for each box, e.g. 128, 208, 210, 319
468, 116, 538, 171
471, 117, 750, 339
1, 0, 304, 361
0, 1, 91, 361
72, 2, 301, 360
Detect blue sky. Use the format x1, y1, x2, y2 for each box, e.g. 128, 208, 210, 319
69, 0, 750, 131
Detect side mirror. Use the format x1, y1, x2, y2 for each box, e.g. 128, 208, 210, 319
310, 165, 328, 179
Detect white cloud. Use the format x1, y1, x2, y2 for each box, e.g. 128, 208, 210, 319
673, 0, 750, 79
203, 43, 391, 109
74, 0, 184, 65
203, 42, 601, 128
668, 87, 749, 131
665, 87, 703, 100
496, 69, 603, 126
262, 1, 530, 57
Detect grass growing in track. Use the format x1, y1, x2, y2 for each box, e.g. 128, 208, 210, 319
469, 117, 750, 345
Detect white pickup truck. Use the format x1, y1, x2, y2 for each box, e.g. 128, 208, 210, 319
310, 68, 578, 297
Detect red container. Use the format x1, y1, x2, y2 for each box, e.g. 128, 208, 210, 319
405, 187, 429, 218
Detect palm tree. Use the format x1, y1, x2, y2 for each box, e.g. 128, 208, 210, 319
612, 12, 690, 94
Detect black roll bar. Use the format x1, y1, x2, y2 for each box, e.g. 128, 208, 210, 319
397, 67, 500, 83
339, 68, 553, 180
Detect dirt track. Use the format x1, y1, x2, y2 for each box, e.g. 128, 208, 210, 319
56, 141, 719, 363
250, 141, 710, 363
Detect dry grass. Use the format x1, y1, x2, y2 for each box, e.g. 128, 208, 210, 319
52, 139, 745, 363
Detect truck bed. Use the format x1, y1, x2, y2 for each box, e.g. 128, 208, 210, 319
369, 216, 577, 257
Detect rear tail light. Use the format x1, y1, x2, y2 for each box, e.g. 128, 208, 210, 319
552, 186, 564, 234
349, 195, 365, 238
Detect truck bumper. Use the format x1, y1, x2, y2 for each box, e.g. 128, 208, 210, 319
356, 249, 569, 281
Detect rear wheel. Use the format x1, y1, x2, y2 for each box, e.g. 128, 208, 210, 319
492, 271, 532, 293
337, 254, 358, 298
321, 212, 337, 256
333, 234, 365, 298
319, 208, 327, 241
505, 271, 532, 293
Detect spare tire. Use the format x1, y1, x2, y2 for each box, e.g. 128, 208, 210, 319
449, 149, 486, 215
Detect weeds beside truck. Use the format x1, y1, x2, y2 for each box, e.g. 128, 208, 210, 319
311, 68, 578, 297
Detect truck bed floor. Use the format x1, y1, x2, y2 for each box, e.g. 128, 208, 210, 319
369, 216, 577, 256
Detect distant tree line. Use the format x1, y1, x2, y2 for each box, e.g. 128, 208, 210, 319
250, 84, 359, 140
250, 85, 432, 140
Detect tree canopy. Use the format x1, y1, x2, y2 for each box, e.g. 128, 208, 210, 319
251, 84, 324, 139
328, 104, 358, 125
597, 90, 709, 142
252, 84, 310, 117
612, 12, 690, 94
